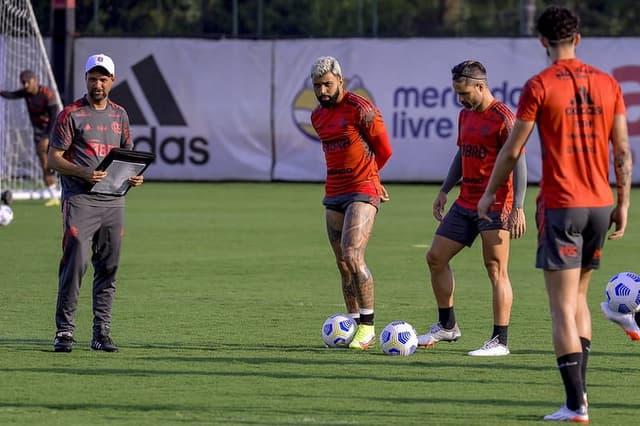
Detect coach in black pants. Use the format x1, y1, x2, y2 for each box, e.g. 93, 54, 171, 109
48, 53, 144, 353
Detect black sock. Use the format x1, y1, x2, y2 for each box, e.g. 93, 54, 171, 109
360, 313, 374, 326
579, 337, 590, 395
438, 307, 456, 330
635, 312, 640, 326
493, 325, 508, 346
557, 353, 584, 411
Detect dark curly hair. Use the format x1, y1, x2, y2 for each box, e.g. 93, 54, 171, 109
451, 60, 487, 82
536, 6, 579, 45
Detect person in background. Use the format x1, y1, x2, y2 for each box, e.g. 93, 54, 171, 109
477, 6, 631, 423
1, 190, 12, 206
310, 56, 393, 350
48, 53, 144, 353
1, 70, 61, 206
417, 60, 526, 357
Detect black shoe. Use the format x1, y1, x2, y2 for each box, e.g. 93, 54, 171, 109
53, 331, 74, 352
1, 190, 12, 206
90, 334, 119, 352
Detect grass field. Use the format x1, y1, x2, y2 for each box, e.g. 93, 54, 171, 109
0, 182, 638, 425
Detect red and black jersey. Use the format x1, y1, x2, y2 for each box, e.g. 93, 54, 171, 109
0, 86, 57, 132
311, 90, 392, 198
51, 95, 132, 199
456, 100, 515, 212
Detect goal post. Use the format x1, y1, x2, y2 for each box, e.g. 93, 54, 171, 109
0, 0, 63, 200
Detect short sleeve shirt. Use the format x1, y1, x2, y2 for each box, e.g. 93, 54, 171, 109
311, 91, 392, 198
456, 100, 515, 212
50, 96, 132, 205
7, 86, 57, 132
517, 58, 625, 208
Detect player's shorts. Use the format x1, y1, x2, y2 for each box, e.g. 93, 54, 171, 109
33, 128, 49, 144
323, 193, 380, 213
535, 205, 610, 270
436, 202, 508, 247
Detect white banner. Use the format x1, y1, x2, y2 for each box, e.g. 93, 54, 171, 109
74, 38, 273, 180
274, 38, 640, 184
71, 37, 640, 183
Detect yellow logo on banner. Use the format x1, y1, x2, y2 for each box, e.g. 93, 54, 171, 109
292, 75, 375, 141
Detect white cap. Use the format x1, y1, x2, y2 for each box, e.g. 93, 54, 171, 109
85, 53, 115, 75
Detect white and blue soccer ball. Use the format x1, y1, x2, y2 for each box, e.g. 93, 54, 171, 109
0, 204, 13, 226
322, 313, 357, 348
380, 320, 418, 356
605, 272, 640, 314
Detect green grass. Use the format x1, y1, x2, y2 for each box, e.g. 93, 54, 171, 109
0, 183, 638, 425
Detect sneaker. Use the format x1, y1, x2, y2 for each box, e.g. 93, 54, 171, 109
417, 322, 461, 348
543, 404, 589, 423
468, 336, 510, 356
53, 331, 74, 352
349, 324, 375, 350
600, 302, 640, 341
90, 334, 119, 352
44, 198, 61, 207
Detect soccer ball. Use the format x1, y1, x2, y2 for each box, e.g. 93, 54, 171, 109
0, 205, 13, 226
605, 271, 640, 314
380, 320, 418, 356
322, 314, 357, 348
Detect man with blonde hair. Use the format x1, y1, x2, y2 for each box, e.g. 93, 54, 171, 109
310, 56, 393, 350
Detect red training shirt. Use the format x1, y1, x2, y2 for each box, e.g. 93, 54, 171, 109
311, 90, 392, 198
456, 99, 515, 213
517, 58, 626, 208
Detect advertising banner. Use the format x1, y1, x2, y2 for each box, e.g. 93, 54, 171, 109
275, 38, 640, 184
72, 37, 640, 183
74, 38, 273, 181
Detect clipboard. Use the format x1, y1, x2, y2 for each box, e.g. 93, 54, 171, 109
90, 148, 155, 195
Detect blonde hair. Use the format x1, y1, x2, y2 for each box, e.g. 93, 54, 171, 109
310, 56, 342, 80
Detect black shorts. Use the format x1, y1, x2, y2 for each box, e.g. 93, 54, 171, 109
436, 202, 508, 247
323, 193, 380, 213
33, 128, 49, 144
535, 205, 610, 270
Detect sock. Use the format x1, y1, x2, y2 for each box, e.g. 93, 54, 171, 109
635, 312, 640, 326
348, 313, 360, 324
492, 325, 508, 346
579, 337, 590, 396
557, 353, 584, 411
438, 307, 456, 330
359, 309, 374, 326
47, 184, 57, 198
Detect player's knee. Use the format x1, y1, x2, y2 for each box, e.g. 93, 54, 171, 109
485, 260, 508, 283
426, 249, 446, 271
341, 249, 362, 272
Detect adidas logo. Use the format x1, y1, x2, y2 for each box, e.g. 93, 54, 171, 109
111, 55, 186, 126
569, 86, 595, 106
565, 85, 602, 116
110, 55, 209, 165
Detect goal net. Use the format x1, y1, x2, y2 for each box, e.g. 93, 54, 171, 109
0, 0, 62, 200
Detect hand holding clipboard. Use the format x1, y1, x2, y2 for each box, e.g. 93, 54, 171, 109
90, 149, 155, 195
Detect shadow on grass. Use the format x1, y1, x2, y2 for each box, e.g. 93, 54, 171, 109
0, 400, 532, 426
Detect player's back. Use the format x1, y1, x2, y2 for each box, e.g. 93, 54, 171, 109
520, 58, 624, 208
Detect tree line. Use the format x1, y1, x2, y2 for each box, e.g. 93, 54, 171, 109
35, 0, 640, 38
